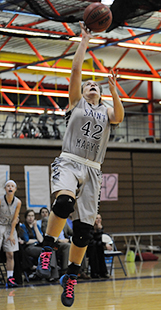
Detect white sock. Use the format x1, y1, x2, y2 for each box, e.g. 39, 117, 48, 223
7, 271, 13, 278
68, 261, 81, 267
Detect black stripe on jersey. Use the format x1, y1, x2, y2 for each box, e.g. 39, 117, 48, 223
65, 110, 72, 127
4, 195, 15, 206
88, 102, 102, 108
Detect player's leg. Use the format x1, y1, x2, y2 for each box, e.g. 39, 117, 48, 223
60, 220, 92, 307
6, 251, 18, 288
4, 228, 19, 288
69, 243, 87, 265
46, 212, 66, 237
36, 190, 76, 279
60, 167, 102, 306
36, 156, 78, 279
6, 251, 14, 271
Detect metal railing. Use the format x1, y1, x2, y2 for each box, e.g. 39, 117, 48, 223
110, 111, 161, 143
0, 111, 66, 140
0, 110, 161, 143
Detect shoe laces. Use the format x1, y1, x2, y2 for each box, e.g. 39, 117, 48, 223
65, 278, 77, 298
40, 252, 52, 269
8, 277, 16, 285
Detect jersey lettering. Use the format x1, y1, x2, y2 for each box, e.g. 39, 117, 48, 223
91, 124, 102, 140
81, 121, 103, 140
75, 138, 100, 153
84, 108, 106, 122
62, 98, 110, 163
81, 122, 90, 137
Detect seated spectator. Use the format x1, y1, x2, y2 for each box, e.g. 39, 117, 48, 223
0, 180, 21, 288
13, 215, 36, 284
87, 213, 112, 279
37, 207, 50, 232
20, 209, 43, 261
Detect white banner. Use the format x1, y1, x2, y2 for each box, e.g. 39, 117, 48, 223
100, 173, 118, 201
0, 165, 10, 196
24, 165, 50, 213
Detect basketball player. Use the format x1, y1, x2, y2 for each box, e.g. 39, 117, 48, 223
36, 21, 124, 307
0, 180, 21, 287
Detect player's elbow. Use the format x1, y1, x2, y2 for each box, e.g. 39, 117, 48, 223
112, 113, 124, 124
118, 114, 124, 123
117, 110, 124, 123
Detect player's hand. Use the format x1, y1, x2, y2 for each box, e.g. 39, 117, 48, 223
79, 21, 93, 40
108, 69, 118, 94
7, 235, 15, 246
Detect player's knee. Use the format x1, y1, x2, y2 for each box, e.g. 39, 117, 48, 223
72, 220, 92, 247
52, 194, 75, 219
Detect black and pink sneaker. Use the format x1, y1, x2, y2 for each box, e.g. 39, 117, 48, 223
6, 277, 18, 288
60, 274, 77, 307
36, 246, 53, 279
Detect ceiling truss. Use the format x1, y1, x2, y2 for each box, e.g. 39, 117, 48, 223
0, 1, 160, 114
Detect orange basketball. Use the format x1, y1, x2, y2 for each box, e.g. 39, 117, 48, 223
83, 2, 112, 32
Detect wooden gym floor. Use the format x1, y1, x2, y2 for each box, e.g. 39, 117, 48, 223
1, 255, 161, 310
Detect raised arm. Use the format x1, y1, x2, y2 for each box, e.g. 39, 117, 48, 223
107, 70, 124, 124
68, 22, 93, 110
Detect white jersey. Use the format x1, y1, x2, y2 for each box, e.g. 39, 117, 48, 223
0, 195, 19, 225
62, 97, 110, 164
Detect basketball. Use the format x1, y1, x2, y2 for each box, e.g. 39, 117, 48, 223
83, 2, 112, 32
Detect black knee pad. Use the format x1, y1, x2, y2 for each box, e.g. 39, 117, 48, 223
72, 220, 93, 248
52, 194, 75, 219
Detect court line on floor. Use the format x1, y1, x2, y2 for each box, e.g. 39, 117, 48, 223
1, 274, 161, 290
